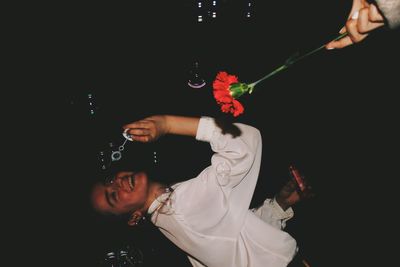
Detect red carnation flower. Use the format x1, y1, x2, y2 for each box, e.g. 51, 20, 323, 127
212, 71, 244, 117
211, 32, 348, 117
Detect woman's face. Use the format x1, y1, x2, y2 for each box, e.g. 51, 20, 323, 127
91, 171, 149, 215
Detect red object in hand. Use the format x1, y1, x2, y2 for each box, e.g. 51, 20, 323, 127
289, 165, 306, 191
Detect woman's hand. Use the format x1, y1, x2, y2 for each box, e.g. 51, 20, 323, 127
275, 176, 314, 211
326, 0, 385, 49
123, 115, 170, 143
123, 115, 200, 142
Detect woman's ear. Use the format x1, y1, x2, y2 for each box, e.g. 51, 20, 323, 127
127, 211, 144, 226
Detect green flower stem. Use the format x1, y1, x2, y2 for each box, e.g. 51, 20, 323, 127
249, 65, 288, 91
248, 32, 349, 94
289, 32, 348, 64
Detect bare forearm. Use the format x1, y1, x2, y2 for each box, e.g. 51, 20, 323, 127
165, 115, 200, 137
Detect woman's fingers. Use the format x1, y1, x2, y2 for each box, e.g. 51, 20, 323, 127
348, 0, 366, 19
122, 116, 168, 143
326, 35, 353, 49
369, 4, 384, 22
358, 6, 384, 33
123, 119, 153, 130
127, 128, 151, 136
130, 135, 151, 142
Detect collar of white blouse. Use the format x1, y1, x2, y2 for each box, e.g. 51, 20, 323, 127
147, 186, 174, 215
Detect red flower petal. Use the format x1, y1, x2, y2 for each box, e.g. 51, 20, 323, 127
232, 100, 244, 117
213, 90, 232, 104
213, 72, 238, 91
219, 100, 244, 117
226, 74, 238, 85
212, 80, 228, 91
215, 71, 238, 84
220, 103, 232, 113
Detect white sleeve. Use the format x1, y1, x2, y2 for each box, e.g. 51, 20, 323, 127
196, 116, 262, 189
251, 198, 294, 230
176, 117, 263, 235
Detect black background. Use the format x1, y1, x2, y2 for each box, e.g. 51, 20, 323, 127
18, 1, 399, 266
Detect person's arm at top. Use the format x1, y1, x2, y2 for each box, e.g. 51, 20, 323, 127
326, 0, 389, 49
122, 115, 199, 142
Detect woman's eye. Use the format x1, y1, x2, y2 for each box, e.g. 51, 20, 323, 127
104, 176, 114, 185
111, 191, 117, 202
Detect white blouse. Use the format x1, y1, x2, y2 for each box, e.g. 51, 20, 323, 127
148, 117, 297, 267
